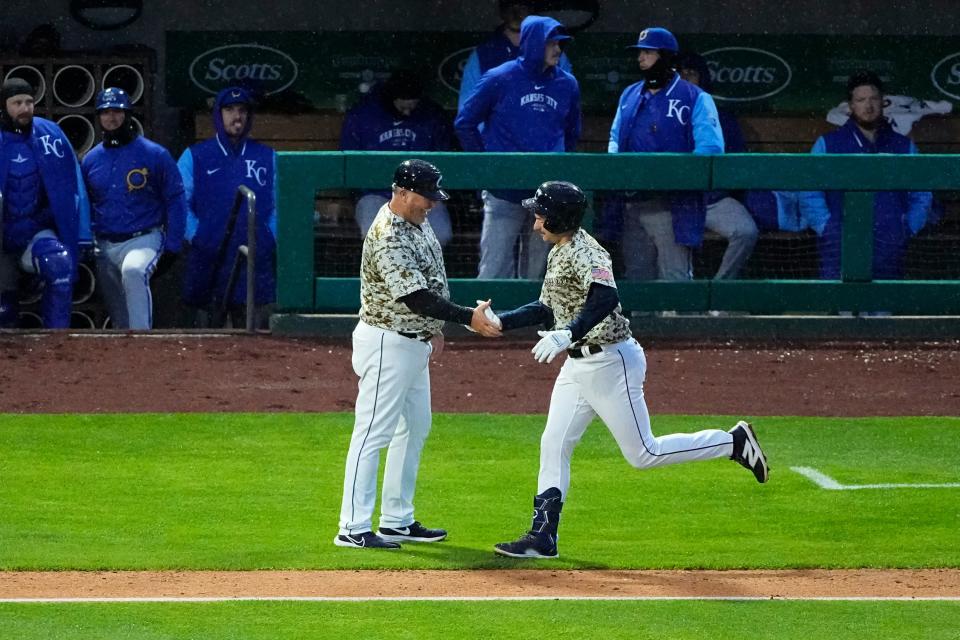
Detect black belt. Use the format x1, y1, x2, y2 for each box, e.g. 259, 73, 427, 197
398, 331, 433, 343
97, 228, 154, 243
567, 344, 603, 358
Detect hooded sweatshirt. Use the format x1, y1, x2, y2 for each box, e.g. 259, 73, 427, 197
455, 15, 581, 155
177, 87, 277, 306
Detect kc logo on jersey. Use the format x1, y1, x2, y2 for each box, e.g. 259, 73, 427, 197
126, 167, 149, 191
666, 99, 690, 125
38, 135, 65, 159
245, 159, 267, 187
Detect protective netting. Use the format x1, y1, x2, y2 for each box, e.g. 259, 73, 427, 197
313, 191, 960, 281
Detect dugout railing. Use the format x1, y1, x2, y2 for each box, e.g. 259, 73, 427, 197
276, 152, 960, 316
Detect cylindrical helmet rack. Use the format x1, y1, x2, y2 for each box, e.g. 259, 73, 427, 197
72, 262, 96, 304
53, 64, 96, 107
101, 64, 144, 104
56, 114, 96, 155
3, 65, 46, 103
69, 310, 96, 329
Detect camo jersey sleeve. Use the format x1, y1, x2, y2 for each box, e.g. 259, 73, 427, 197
540, 229, 631, 346
359, 205, 448, 336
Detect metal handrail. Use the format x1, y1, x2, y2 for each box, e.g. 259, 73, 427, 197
217, 185, 257, 332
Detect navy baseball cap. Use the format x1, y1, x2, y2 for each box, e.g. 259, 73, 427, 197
626, 27, 679, 53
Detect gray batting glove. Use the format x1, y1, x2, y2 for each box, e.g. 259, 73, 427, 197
532, 329, 572, 363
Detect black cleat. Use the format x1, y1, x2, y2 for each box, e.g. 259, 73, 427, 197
378, 521, 447, 543
730, 420, 769, 483
333, 532, 401, 549
494, 532, 558, 559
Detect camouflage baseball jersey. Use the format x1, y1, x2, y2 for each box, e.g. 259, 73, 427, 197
540, 228, 631, 346
359, 203, 448, 337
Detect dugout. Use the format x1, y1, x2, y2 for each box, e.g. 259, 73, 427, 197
2, 1, 960, 333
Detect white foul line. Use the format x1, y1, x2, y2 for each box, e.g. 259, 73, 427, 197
791, 466, 960, 490
2, 596, 960, 603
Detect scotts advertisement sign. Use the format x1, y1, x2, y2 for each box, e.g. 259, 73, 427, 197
167, 32, 960, 112
188, 44, 298, 95
438, 47, 475, 94
702, 47, 792, 102
931, 52, 960, 100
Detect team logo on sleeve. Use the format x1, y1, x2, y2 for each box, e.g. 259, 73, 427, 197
591, 266, 614, 282
126, 167, 149, 191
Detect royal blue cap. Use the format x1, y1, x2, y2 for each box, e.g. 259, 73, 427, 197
626, 27, 679, 53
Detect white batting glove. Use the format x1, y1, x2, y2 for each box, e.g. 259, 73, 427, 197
464, 300, 501, 332
532, 329, 572, 363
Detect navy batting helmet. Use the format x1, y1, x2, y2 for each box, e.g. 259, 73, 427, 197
393, 159, 450, 201
96, 87, 131, 111
627, 27, 679, 53
522, 181, 586, 234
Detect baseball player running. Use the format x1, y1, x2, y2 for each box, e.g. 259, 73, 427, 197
490, 181, 769, 559
336, 159, 501, 550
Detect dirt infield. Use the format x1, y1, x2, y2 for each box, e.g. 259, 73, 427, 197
2, 332, 959, 600
2, 333, 960, 415
2, 569, 959, 599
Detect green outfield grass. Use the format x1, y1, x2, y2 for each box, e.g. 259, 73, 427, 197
0, 413, 958, 570
1, 601, 959, 640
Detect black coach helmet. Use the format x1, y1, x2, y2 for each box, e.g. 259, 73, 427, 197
522, 181, 586, 233
393, 159, 450, 201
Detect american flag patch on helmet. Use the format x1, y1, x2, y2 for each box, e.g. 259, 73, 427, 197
591, 267, 613, 281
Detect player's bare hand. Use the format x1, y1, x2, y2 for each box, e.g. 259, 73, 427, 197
430, 334, 445, 357
470, 299, 502, 337
532, 329, 572, 363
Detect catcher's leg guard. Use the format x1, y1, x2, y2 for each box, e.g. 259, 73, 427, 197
0, 291, 19, 328
31, 238, 75, 329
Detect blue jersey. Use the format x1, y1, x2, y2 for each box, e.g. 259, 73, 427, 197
799, 119, 930, 279
82, 135, 186, 253
0, 117, 89, 265
607, 74, 722, 247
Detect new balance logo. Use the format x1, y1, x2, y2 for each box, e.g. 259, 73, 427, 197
743, 441, 760, 468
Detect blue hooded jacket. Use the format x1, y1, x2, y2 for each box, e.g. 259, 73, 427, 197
177, 87, 277, 306
0, 117, 89, 267
455, 15, 581, 155
457, 25, 573, 112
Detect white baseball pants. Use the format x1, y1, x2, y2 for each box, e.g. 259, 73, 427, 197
95, 229, 163, 329
338, 320, 433, 535
537, 338, 734, 499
